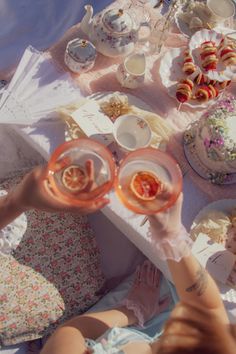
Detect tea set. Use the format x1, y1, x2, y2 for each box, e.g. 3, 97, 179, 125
63, 1, 236, 153
64, 4, 150, 89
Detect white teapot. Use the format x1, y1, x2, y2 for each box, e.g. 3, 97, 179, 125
80, 5, 150, 58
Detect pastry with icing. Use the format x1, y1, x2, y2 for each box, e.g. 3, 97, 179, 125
184, 95, 236, 184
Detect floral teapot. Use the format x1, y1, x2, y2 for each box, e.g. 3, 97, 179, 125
80, 5, 150, 58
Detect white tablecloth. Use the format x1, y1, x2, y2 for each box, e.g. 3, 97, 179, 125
1, 1, 235, 341
12, 122, 236, 324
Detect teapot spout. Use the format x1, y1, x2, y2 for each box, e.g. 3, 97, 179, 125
80, 4, 93, 35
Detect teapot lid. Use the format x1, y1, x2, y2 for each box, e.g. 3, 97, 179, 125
66, 38, 96, 63
102, 8, 133, 34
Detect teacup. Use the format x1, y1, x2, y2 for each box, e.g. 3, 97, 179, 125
116, 53, 146, 89
207, 0, 235, 24
113, 114, 152, 153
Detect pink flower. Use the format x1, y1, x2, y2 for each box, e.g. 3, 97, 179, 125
5, 276, 13, 283
26, 317, 34, 324
26, 238, 34, 245
50, 260, 58, 268
43, 233, 51, 240
204, 138, 211, 148
75, 265, 81, 273
19, 271, 26, 279
59, 271, 68, 279
13, 306, 21, 313
0, 294, 8, 302
42, 313, 49, 319
43, 294, 50, 301
10, 323, 17, 329
32, 285, 40, 291
10, 261, 18, 268
35, 265, 42, 272
16, 289, 25, 297
0, 315, 8, 322
66, 238, 74, 246
74, 284, 81, 291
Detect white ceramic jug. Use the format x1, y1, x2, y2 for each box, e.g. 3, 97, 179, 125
116, 53, 146, 89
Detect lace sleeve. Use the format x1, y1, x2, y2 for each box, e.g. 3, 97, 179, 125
0, 190, 27, 256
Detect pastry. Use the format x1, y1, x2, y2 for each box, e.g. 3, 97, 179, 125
218, 80, 231, 90
182, 50, 196, 75
184, 95, 236, 177
176, 78, 194, 103
200, 41, 218, 71
195, 84, 219, 102
220, 46, 236, 66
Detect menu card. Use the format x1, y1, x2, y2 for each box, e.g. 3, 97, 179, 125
71, 101, 114, 146
192, 233, 236, 285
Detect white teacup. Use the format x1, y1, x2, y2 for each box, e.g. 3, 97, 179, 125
113, 114, 152, 153
116, 53, 146, 89
207, 0, 235, 24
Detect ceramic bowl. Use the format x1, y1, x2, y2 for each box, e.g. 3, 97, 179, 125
46, 138, 116, 206
114, 147, 183, 215
64, 38, 97, 74
113, 114, 152, 152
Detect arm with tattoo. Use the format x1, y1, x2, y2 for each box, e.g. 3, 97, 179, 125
185, 263, 208, 296
167, 254, 228, 322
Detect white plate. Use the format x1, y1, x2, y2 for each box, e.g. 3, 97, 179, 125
174, 0, 209, 38
191, 198, 236, 308
159, 48, 220, 109
189, 29, 236, 81
175, 0, 236, 38
191, 199, 236, 230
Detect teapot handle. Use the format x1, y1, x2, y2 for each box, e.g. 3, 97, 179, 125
137, 22, 151, 43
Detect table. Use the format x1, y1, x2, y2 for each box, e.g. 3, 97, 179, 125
7, 0, 236, 322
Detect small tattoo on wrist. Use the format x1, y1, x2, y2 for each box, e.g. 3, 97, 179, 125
185, 264, 208, 296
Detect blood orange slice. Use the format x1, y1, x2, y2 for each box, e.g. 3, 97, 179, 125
130, 171, 162, 201
61, 165, 89, 192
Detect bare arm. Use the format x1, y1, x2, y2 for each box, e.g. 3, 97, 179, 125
149, 192, 228, 323
167, 253, 228, 323
41, 307, 137, 354
0, 164, 109, 230
0, 193, 23, 229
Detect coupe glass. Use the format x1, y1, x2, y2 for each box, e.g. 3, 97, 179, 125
45, 138, 116, 206
114, 147, 182, 214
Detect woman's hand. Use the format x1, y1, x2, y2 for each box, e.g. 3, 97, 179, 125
147, 192, 192, 261
8, 164, 109, 215
148, 192, 183, 240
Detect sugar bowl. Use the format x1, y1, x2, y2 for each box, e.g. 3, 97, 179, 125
64, 38, 97, 74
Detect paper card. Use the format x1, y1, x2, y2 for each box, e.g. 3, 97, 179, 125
192, 233, 236, 284
71, 101, 114, 146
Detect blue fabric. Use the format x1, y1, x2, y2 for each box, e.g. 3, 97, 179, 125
86, 327, 151, 353
0, 0, 113, 71
84, 278, 179, 353
129, 278, 179, 339
88, 273, 179, 340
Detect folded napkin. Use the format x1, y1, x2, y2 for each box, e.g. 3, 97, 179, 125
0, 46, 80, 125
60, 93, 174, 151
131, 106, 174, 151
